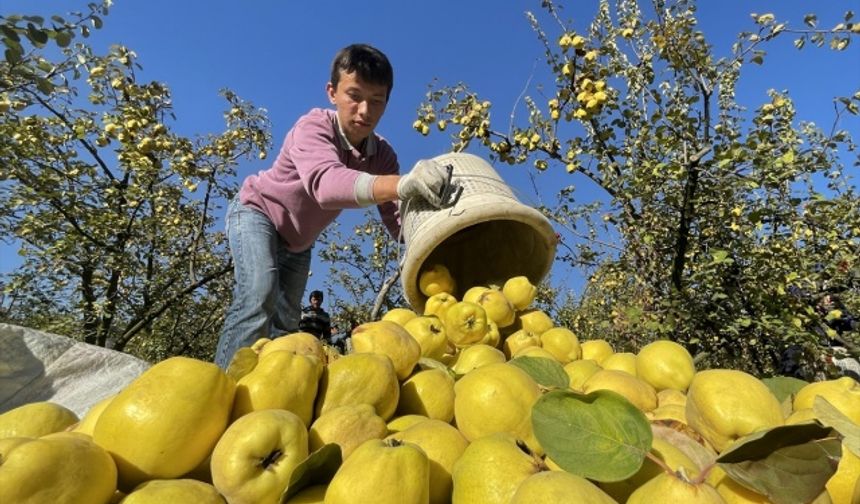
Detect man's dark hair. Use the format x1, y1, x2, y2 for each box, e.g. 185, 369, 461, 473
330, 44, 394, 100
310, 290, 324, 301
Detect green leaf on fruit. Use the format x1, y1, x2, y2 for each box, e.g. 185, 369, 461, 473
225, 347, 258, 382
532, 389, 652, 482
281, 443, 342, 503
762, 375, 808, 402
417, 357, 456, 379
813, 395, 860, 457
716, 422, 840, 504
509, 356, 569, 389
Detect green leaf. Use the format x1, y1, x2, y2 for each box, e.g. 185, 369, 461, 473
762, 375, 808, 403
813, 396, 860, 457
36, 78, 54, 95
417, 356, 456, 379
0, 25, 19, 42
55, 30, 72, 48
281, 443, 342, 503
717, 422, 841, 504
532, 389, 652, 482
225, 347, 258, 382
711, 249, 729, 263
509, 356, 570, 389
26, 23, 48, 45
4, 46, 21, 64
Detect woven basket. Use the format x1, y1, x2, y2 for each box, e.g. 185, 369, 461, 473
400, 152, 557, 313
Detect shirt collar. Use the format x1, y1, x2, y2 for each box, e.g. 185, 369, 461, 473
334, 115, 377, 157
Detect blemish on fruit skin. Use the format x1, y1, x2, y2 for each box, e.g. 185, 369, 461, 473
260, 449, 282, 469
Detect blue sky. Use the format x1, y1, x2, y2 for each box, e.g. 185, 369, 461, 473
2, 0, 859, 299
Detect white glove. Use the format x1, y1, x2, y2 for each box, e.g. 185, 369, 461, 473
397, 159, 449, 207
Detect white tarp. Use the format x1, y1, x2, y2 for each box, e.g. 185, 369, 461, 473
0, 323, 150, 417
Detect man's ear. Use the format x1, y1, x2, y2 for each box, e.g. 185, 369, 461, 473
326, 82, 336, 104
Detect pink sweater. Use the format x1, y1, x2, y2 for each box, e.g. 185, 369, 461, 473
239, 108, 401, 252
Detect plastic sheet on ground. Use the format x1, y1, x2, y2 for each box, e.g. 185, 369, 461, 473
0, 323, 150, 417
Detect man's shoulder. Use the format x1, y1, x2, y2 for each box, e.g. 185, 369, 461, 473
295, 108, 335, 128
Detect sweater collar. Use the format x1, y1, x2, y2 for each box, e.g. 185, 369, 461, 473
334, 113, 377, 157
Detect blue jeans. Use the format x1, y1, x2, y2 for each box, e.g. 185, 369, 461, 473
215, 197, 311, 369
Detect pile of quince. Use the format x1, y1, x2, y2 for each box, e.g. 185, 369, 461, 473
1, 266, 858, 504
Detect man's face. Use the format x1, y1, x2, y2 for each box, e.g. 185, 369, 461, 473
310, 296, 322, 308
326, 70, 388, 147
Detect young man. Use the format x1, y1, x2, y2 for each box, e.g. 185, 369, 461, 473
298, 290, 332, 341
214, 44, 448, 369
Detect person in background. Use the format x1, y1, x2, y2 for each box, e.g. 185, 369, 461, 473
214, 43, 449, 368
298, 290, 332, 342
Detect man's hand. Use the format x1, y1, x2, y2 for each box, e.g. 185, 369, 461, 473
396, 159, 449, 207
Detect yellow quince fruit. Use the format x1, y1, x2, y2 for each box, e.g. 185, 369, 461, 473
122, 479, 225, 504
450, 344, 507, 376
792, 376, 860, 425
600, 436, 700, 503
451, 432, 542, 504
512, 470, 617, 504
517, 308, 554, 335
403, 315, 448, 360
210, 409, 308, 504
476, 288, 516, 328
386, 419, 469, 504
0, 431, 117, 504
601, 352, 638, 376
325, 438, 430, 504
581, 339, 615, 364
419, 263, 457, 297
231, 350, 323, 426
308, 403, 387, 460
381, 307, 418, 326
258, 332, 325, 363
657, 388, 688, 408
685, 369, 784, 453
628, 471, 724, 503
454, 362, 542, 453
73, 394, 115, 436
0, 401, 78, 439
636, 340, 696, 392
386, 414, 429, 434
93, 356, 235, 490
513, 346, 559, 361
423, 292, 458, 320
502, 276, 537, 310
445, 301, 489, 347
583, 369, 658, 412
826, 443, 860, 504
462, 285, 490, 304
502, 329, 541, 359
564, 359, 602, 392
314, 352, 400, 421
540, 327, 582, 363
351, 320, 421, 380
396, 368, 455, 423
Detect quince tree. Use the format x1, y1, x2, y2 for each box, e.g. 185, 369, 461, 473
0, 2, 271, 361
414, 0, 860, 377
